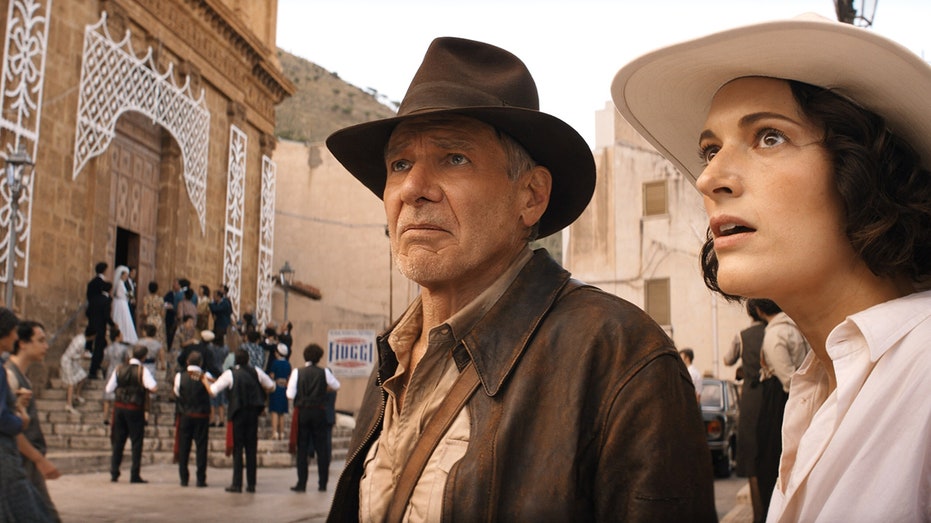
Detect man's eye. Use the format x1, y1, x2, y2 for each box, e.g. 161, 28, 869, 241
757, 128, 787, 148
449, 154, 469, 165
390, 159, 411, 172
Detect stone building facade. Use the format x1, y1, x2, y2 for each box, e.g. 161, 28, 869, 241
566, 102, 749, 380
0, 0, 292, 360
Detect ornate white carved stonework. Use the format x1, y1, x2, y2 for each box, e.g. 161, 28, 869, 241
73, 12, 210, 234
223, 125, 247, 320
255, 155, 276, 328
0, 0, 52, 287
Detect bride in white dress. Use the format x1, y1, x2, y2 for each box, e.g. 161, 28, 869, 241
111, 265, 138, 343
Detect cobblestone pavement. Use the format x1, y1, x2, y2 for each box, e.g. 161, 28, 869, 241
45, 459, 751, 522
47, 461, 344, 523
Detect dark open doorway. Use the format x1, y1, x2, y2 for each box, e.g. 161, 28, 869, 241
115, 227, 140, 270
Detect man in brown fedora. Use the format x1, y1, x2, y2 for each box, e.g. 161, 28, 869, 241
326, 37, 714, 521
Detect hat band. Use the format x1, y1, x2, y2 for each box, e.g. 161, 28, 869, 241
399, 81, 514, 116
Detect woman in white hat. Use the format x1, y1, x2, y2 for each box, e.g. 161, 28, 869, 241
613, 14, 931, 523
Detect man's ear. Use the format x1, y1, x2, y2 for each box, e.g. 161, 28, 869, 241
519, 165, 552, 228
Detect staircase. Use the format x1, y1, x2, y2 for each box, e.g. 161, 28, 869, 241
35, 373, 353, 474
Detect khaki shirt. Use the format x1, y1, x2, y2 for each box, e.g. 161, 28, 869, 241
359, 248, 532, 522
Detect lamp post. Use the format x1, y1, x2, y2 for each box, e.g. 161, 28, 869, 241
3, 144, 33, 309
278, 261, 294, 323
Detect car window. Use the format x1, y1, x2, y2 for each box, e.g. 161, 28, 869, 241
701, 382, 723, 409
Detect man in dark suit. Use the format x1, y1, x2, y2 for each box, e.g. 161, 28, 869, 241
164, 278, 180, 351
85, 262, 111, 379
208, 289, 233, 347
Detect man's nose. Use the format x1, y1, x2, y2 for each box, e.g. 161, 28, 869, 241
397, 162, 442, 204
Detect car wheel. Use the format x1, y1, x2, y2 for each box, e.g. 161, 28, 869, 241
729, 435, 738, 473
712, 449, 731, 478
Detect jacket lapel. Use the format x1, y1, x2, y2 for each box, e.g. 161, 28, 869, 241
462, 249, 570, 396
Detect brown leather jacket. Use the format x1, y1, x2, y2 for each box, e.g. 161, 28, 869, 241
328, 250, 716, 522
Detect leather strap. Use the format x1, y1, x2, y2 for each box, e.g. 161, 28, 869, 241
386, 362, 480, 523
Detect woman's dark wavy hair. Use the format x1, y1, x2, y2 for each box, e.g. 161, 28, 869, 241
701, 79, 931, 301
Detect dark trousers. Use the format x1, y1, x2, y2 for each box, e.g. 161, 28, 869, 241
757, 377, 788, 515
165, 318, 176, 354
177, 415, 209, 484
296, 408, 330, 490
111, 407, 145, 480
231, 407, 260, 488
87, 320, 108, 377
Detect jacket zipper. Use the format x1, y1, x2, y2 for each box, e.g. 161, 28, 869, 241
336, 374, 387, 480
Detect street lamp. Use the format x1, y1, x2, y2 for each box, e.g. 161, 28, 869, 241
278, 261, 294, 323
3, 144, 33, 309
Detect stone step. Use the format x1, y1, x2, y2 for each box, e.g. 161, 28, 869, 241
45, 423, 352, 449
45, 451, 112, 475
39, 373, 355, 475
46, 445, 349, 475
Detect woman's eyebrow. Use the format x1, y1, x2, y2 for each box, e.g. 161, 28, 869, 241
738, 111, 803, 129
699, 111, 804, 145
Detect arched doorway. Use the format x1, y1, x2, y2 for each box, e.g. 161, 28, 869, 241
105, 112, 162, 320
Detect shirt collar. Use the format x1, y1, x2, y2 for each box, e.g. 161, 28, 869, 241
129, 358, 142, 365
445, 247, 533, 341
827, 289, 931, 362
388, 247, 534, 354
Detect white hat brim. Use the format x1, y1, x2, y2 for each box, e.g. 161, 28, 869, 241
612, 13, 931, 184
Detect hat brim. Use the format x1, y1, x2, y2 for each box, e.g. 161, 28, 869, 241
612, 14, 931, 184
326, 107, 595, 239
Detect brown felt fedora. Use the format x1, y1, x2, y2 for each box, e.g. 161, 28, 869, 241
326, 37, 595, 238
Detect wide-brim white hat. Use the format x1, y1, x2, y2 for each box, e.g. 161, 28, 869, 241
611, 13, 931, 184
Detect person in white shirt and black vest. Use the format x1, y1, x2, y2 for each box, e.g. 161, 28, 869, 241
202, 348, 274, 493
173, 351, 213, 488
286, 343, 340, 492
105, 344, 158, 483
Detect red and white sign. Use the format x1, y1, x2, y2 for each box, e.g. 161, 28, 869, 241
327, 329, 376, 377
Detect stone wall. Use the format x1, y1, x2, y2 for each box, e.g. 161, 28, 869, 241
10, 0, 292, 372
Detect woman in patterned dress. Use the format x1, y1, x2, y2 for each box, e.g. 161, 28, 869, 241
59, 328, 90, 414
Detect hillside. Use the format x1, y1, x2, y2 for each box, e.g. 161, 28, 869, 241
275, 49, 398, 143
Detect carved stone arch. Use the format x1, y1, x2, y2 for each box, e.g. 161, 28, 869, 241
73, 12, 210, 234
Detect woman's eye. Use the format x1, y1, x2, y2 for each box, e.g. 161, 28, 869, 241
449, 153, 469, 166
698, 144, 719, 164
758, 128, 787, 148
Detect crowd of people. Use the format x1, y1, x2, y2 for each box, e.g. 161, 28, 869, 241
0, 261, 343, 521
76, 263, 343, 494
